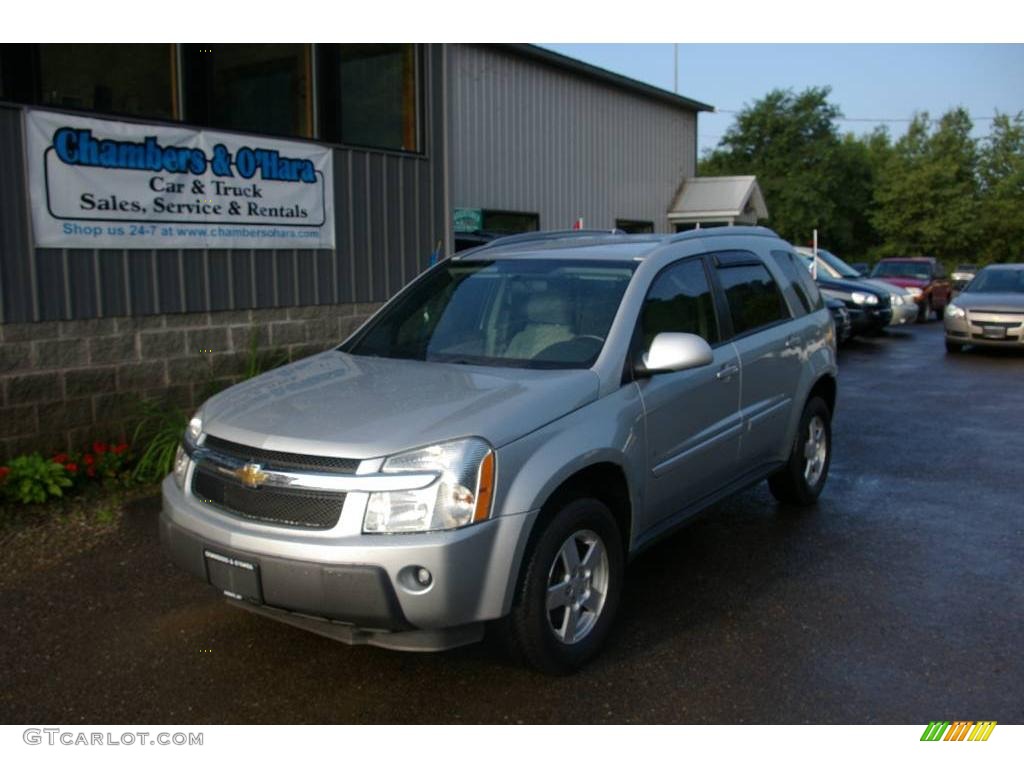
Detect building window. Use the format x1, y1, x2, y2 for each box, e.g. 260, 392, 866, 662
674, 222, 728, 233
318, 44, 419, 152
183, 44, 312, 138
482, 210, 540, 235
616, 219, 654, 234
1, 44, 176, 120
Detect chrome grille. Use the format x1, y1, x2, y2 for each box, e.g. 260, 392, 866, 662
201, 435, 361, 474
192, 466, 346, 529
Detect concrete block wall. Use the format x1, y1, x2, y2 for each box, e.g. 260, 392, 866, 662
0, 303, 381, 462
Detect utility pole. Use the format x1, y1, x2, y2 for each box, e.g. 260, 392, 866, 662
673, 44, 678, 93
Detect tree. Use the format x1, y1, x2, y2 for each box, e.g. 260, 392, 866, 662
699, 86, 876, 258
870, 109, 981, 264
976, 111, 1024, 263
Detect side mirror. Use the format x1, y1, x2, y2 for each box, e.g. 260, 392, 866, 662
636, 333, 713, 377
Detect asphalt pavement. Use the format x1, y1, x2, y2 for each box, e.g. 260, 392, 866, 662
1, 321, 1021, 724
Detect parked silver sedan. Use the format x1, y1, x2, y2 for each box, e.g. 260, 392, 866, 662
944, 264, 1024, 352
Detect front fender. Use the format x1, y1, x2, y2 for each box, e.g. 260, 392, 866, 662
490, 384, 646, 612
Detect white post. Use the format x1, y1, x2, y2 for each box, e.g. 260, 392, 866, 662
811, 229, 819, 280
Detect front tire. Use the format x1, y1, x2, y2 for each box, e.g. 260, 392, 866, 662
769, 396, 832, 506
945, 340, 963, 354
504, 498, 623, 675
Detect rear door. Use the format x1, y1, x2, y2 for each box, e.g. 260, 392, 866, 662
711, 249, 807, 469
635, 256, 742, 529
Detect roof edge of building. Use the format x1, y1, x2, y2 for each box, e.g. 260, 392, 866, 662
499, 44, 715, 114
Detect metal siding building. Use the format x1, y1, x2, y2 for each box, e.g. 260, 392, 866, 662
0, 45, 446, 325
448, 44, 710, 235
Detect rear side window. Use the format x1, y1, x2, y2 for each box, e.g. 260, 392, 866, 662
640, 258, 720, 347
716, 263, 791, 336
771, 250, 824, 314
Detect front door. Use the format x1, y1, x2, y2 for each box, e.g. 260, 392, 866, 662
635, 257, 742, 531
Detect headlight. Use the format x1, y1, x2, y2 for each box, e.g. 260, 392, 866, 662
946, 304, 966, 319
185, 413, 203, 448
173, 444, 189, 489
906, 287, 923, 299
851, 291, 879, 306
364, 438, 495, 534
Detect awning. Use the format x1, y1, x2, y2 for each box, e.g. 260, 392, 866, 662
667, 175, 768, 226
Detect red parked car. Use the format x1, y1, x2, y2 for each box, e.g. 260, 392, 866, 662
869, 257, 953, 322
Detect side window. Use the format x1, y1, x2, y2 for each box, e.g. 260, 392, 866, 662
771, 250, 824, 314
640, 259, 720, 348
716, 262, 791, 336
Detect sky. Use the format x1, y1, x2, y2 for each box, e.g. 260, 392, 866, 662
540, 44, 1024, 157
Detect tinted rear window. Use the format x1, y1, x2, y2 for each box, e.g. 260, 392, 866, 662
717, 263, 791, 336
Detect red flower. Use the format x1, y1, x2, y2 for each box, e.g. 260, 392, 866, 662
53, 453, 69, 464
0, 466, 9, 481
65, 463, 78, 473
86, 467, 96, 478
113, 443, 129, 455
83, 454, 95, 466
93, 442, 108, 455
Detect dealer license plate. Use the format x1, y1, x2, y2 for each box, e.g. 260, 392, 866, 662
204, 550, 262, 602
982, 325, 1006, 339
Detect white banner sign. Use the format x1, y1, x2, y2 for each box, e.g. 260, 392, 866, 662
26, 109, 335, 249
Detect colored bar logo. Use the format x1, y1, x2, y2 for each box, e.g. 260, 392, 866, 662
920, 721, 997, 741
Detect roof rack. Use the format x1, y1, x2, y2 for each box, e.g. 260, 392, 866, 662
667, 225, 779, 244
473, 229, 628, 251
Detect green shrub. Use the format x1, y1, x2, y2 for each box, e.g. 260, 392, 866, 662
1, 454, 73, 505
131, 399, 187, 484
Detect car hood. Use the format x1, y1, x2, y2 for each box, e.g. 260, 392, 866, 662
816, 276, 882, 296
860, 278, 909, 296
953, 293, 1024, 313
200, 351, 600, 459
874, 276, 928, 289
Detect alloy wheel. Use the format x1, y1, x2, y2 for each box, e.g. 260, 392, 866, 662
545, 529, 610, 645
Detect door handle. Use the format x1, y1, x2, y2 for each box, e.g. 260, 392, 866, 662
716, 363, 739, 380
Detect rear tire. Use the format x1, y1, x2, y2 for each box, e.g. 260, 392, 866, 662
768, 396, 832, 507
503, 498, 623, 675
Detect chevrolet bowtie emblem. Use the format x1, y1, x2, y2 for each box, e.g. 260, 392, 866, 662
234, 463, 268, 489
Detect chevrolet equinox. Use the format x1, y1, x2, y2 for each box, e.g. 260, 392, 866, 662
161, 227, 838, 674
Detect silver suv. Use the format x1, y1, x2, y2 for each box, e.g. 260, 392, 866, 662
161, 227, 838, 674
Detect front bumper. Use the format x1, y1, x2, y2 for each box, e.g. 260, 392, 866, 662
890, 301, 918, 325
848, 306, 892, 333
160, 475, 537, 650
945, 312, 1024, 348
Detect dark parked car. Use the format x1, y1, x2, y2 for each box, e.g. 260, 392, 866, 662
849, 262, 870, 277
826, 298, 853, 345
794, 248, 893, 335
870, 257, 953, 322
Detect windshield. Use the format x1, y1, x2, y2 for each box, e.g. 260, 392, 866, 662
817, 249, 862, 279
965, 268, 1024, 294
342, 259, 637, 369
871, 261, 931, 280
